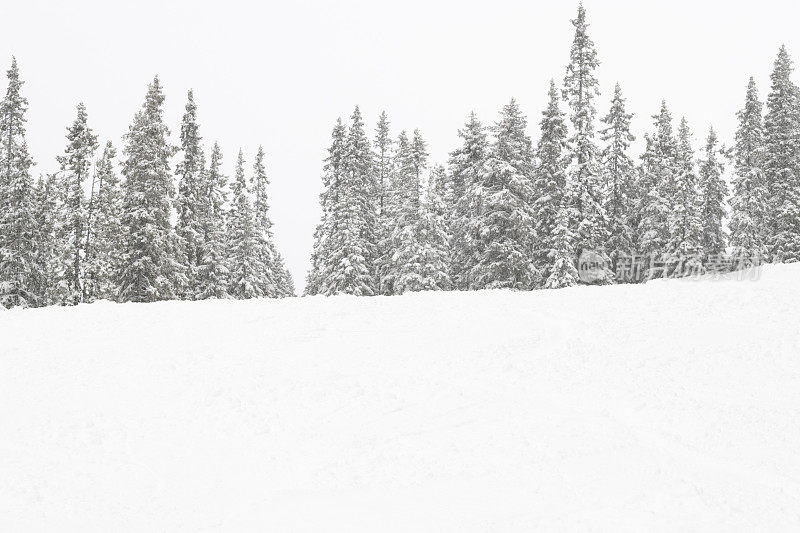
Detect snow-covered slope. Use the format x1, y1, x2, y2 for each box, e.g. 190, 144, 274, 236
2, 265, 799, 531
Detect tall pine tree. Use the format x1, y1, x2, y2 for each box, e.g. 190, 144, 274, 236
195, 142, 230, 299
698, 127, 728, 259
227, 149, 261, 299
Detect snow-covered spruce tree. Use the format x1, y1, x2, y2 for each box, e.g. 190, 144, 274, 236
323, 107, 376, 295
600, 83, 637, 271
271, 249, 295, 297
251, 145, 285, 297
305, 119, 346, 295
562, 2, 609, 258
54, 102, 98, 305
226, 149, 261, 299
698, 127, 728, 260
84, 141, 122, 301
0, 58, 41, 308
533, 80, 569, 283
545, 204, 579, 289
195, 142, 230, 299
448, 112, 489, 290
415, 164, 452, 291
379, 130, 412, 294
666, 118, 704, 276
387, 129, 431, 294
175, 90, 206, 295
730, 77, 769, 266
372, 111, 393, 291
469, 99, 539, 290
31, 174, 59, 306
764, 46, 800, 263
117, 76, 184, 302
637, 101, 677, 268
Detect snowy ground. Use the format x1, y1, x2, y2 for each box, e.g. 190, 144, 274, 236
2, 265, 800, 531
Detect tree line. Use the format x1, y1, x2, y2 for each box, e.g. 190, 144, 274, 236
0, 65, 293, 309
305, 4, 800, 295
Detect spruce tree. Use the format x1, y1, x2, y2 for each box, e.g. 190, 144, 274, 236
195, 142, 230, 299
175, 90, 206, 294
379, 130, 411, 294
227, 149, 261, 299
698, 127, 728, 260
0, 58, 40, 308
469, 99, 539, 290
323, 106, 376, 295
637, 101, 677, 268
533, 80, 569, 282
118, 76, 184, 302
32, 174, 58, 305
666, 118, 704, 275
84, 141, 122, 301
763, 46, 800, 263
600, 83, 637, 271
305, 119, 347, 295
373, 112, 393, 292
545, 205, 579, 289
54, 102, 98, 304
448, 113, 489, 290
415, 164, 452, 291
563, 3, 609, 255
730, 77, 769, 266
251, 145, 281, 297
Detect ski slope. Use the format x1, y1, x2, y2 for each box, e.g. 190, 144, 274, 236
2, 265, 799, 531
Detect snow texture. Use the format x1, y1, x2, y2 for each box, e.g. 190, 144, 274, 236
2, 265, 800, 530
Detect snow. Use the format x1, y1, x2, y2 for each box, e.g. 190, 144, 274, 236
2, 264, 800, 530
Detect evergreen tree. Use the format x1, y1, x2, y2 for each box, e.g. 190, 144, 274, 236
600, 83, 637, 271
545, 205, 579, 289
533, 80, 569, 282
448, 112, 489, 290
379, 130, 411, 294
54, 102, 98, 304
563, 3, 609, 255
0, 58, 40, 308
84, 142, 123, 301
118, 76, 184, 302
415, 164, 452, 291
468, 99, 539, 290
195, 142, 230, 299
730, 77, 769, 266
305, 119, 346, 295
763, 46, 800, 263
31, 174, 58, 305
698, 127, 728, 259
323, 106, 376, 295
637, 101, 677, 266
666, 118, 704, 275
227, 149, 261, 299
373, 112, 394, 292
251, 145, 282, 297
175, 90, 206, 294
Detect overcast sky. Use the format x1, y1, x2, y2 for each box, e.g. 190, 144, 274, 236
3, 0, 799, 290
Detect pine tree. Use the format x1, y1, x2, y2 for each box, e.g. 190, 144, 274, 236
373, 112, 393, 291
0, 58, 40, 308
322, 106, 376, 295
563, 3, 609, 255
54, 102, 98, 304
763, 46, 800, 263
251, 145, 282, 297
545, 205, 579, 289
468, 99, 539, 290
666, 118, 704, 275
415, 164, 452, 291
84, 141, 123, 301
730, 77, 769, 266
698, 126, 728, 260
600, 83, 637, 271
175, 90, 206, 294
118, 76, 184, 302
448, 112, 489, 290
227, 149, 261, 299
533, 80, 569, 282
637, 101, 677, 267
195, 142, 230, 299
31, 174, 58, 305
305, 119, 347, 295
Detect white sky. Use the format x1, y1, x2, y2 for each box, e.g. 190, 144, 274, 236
3, 0, 799, 291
